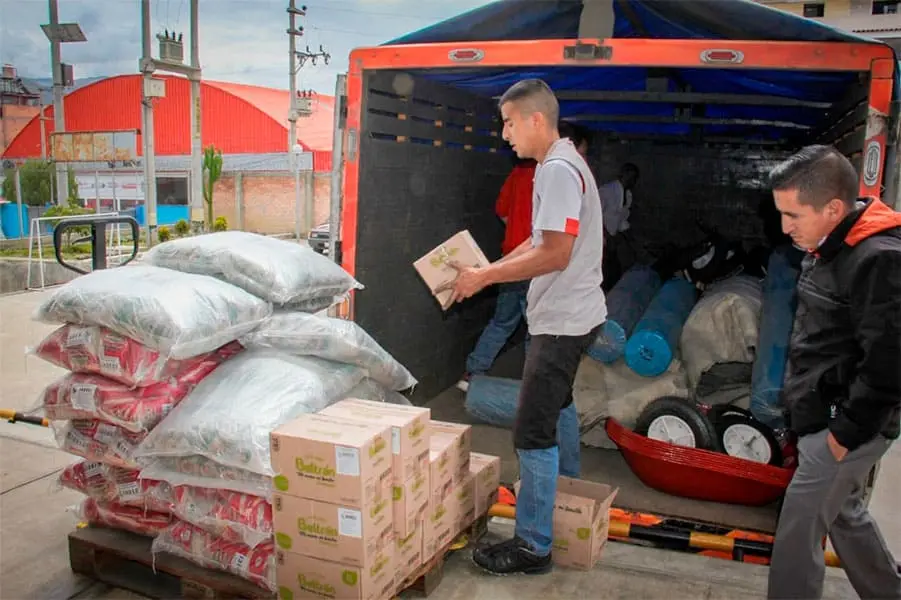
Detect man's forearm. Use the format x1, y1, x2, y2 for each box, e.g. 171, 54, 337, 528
485, 244, 565, 285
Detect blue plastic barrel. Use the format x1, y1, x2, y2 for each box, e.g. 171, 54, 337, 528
464, 375, 521, 428
588, 265, 662, 363
624, 277, 698, 377
750, 246, 803, 430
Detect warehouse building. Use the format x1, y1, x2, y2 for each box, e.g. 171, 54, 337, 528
1, 74, 335, 236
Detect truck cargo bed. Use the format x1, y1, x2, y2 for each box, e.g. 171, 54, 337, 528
426, 344, 780, 534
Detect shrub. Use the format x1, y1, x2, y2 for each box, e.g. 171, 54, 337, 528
158, 226, 172, 242
174, 219, 190, 237
213, 216, 228, 232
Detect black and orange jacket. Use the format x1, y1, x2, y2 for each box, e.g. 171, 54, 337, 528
783, 198, 901, 451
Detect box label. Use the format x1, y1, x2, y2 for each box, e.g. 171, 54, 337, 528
338, 508, 363, 538
336, 446, 361, 476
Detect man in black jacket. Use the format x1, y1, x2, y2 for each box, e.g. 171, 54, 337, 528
766, 145, 901, 600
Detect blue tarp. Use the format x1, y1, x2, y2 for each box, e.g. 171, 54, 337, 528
383, 0, 899, 143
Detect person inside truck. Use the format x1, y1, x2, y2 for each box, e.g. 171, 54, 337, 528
600, 162, 640, 290
765, 145, 901, 600
444, 78, 605, 575
456, 120, 592, 392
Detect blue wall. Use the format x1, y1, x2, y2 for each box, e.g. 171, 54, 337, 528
135, 204, 190, 227
0, 203, 54, 239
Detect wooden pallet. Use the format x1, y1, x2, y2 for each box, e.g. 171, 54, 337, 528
396, 513, 489, 598
68, 527, 274, 599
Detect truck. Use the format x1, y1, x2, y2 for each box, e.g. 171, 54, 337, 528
325, 0, 898, 561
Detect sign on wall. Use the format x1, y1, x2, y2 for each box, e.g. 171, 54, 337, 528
51, 130, 138, 162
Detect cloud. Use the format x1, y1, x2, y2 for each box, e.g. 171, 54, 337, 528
0, 0, 493, 92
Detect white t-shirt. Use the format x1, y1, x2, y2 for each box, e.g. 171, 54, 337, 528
599, 179, 631, 235
526, 138, 606, 337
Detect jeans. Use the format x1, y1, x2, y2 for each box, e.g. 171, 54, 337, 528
464, 376, 581, 478
466, 281, 529, 374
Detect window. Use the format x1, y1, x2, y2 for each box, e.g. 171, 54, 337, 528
872, 0, 899, 14
156, 176, 188, 206
803, 2, 826, 17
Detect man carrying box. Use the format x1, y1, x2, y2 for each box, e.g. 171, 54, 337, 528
444, 78, 605, 575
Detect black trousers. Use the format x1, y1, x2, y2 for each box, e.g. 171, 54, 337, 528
513, 324, 601, 450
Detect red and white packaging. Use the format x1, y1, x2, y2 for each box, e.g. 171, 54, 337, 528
40, 373, 191, 433
77, 498, 172, 537
33, 324, 242, 388
150, 484, 272, 547
56, 419, 148, 469
153, 519, 276, 591
59, 460, 168, 512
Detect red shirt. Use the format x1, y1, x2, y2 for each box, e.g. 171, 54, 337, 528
496, 161, 536, 256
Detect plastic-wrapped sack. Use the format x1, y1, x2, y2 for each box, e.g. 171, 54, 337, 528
346, 378, 413, 405
76, 499, 172, 537
149, 481, 272, 548
33, 324, 242, 388
39, 373, 191, 433
153, 519, 276, 591
134, 349, 366, 475
140, 457, 273, 498
59, 461, 168, 511
142, 231, 362, 308
33, 265, 271, 360
56, 419, 148, 469
240, 312, 416, 391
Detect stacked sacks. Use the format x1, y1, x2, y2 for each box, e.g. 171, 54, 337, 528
129, 231, 414, 592
31, 264, 268, 537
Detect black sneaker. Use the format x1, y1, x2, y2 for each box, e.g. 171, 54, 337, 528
472, 537, 552, 575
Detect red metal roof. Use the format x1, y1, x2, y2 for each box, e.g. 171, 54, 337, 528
2, 74, 334, 171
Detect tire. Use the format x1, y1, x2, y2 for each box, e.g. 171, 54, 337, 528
634, 396, 720, 451
715, 414, 783, 466
707, 404, 754, 428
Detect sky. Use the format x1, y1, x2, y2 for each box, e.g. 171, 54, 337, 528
0, 0, 494, 94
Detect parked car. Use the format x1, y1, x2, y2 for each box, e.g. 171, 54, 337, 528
308, 222, 330, 256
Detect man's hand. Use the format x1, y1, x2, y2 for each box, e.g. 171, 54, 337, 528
826, 431, 848, 462
436, 260, 492, 304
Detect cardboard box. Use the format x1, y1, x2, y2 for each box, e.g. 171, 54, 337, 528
394, 525, 423, 589
392, 469, 429, 539
515, 477, 618, 571
270, 414, 392, 508
469, 453, 501, 517
413, 230, 491, 310
428, 431, 457, 504
319, 399, 430, 483
272, 480, 394, 568
430, 421, 471, 483
450, 474, 476, 534
421, 495, 457, 560
275, 547, 396, 600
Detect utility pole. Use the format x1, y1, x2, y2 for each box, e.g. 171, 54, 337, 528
287, 2, 329, 240
49, 0, 66, 205
139, 0, 201, 245
42, 0, 86, 205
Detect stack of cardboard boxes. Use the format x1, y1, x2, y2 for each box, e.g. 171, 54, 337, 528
269, 399, 500, 600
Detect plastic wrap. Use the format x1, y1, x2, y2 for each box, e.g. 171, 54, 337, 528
140, 457, 273, 497
134, 349, 367, 475
55, 419, 148, 469
76, 499, 172, 537
33, 265, 272, 360
59, 460, 169, 511
624, 277, 699, 377
239, 311, 416, 391
142, 231, 362, 307
39, 373, 191, 433
152, 519, 276, 591
32, 325, 242, 388
149, 481, 272, 548
588, 265, 662, 364
346, 378, 413, 406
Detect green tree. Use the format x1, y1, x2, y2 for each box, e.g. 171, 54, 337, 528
1, 160, 79, 206
202, 145, 223, 229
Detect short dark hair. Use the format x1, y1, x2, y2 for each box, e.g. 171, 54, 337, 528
559, 121, 590, 149
621, 163, 639, 178
498, 79, 559, 125
768, 145, 858, 209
